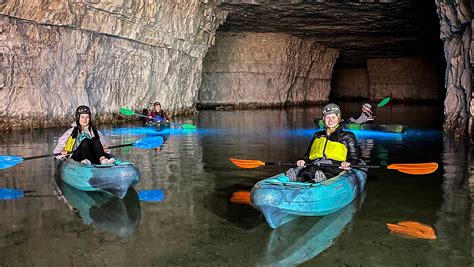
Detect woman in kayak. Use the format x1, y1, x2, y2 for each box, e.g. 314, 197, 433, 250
149, 102, 171, 122
54, 105, 115, 165
287, 103, 361, 183
347, 103, 374, 124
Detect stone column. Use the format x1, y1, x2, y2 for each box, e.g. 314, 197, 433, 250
435, 0, 472, 139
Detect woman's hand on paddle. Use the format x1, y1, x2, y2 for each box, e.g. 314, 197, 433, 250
297, 160, 306, 167
340, 161, 351, 170
103, 145, 111, 153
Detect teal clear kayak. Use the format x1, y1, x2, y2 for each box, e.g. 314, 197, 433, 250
250, 166, 367, 229
56, 158, 140, 199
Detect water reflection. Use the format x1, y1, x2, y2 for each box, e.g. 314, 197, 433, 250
260, 191, 366, 266
3, 105, 474, 265
203, 185, 262, 230
55, 182, 141, 239
427, 136, 472, 266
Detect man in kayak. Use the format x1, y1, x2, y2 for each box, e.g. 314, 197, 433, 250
149, 102, 171, 122
347, 103, 374, 124
54, 105, 115, 165
287, 103, 361, 183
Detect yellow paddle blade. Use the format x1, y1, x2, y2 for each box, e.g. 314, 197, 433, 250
387, 221, 436, 240
387, 162, 438, 175
230, 191, 251, 205
229, 158, 266, 169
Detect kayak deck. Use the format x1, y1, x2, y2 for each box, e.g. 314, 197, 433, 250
57, 158, 141, 199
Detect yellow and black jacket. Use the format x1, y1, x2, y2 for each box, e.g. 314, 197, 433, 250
301, 125, 360, 165
64, 126, 101, 153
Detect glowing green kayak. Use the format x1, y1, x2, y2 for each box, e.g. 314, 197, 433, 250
314, 118, 407, 133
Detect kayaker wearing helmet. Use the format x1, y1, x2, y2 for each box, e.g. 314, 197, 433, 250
287, 103, 361, 183
348, 103, 374, 124
148, 102, 171, 122
54, 105, 115, 165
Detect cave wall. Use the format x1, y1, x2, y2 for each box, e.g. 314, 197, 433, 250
368, 58, 443, 101
0, 0, 226, 130
331, 68, 369, 99
331, 58, 442, 101
198, 32, 339, 108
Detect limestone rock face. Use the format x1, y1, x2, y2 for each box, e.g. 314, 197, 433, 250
0, 0, 225, 57
331, 69, 370, 99
332, 58, 443, 101
367, 58, 443, 101
0, 0, 226, 129
199, 32, 339, 108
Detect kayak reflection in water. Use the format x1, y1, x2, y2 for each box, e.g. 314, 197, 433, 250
286, 103, 361, 183
54, 182, 141, 239
261, 191, 366, 266
348, 103, 375, 124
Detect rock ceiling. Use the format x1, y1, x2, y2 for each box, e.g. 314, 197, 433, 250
218, 0, 441, 67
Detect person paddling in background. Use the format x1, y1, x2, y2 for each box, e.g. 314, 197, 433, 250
149, 102, 171, 122
347, 103, 374, 124
287, 103, 361, 183
54, 105, 115, 165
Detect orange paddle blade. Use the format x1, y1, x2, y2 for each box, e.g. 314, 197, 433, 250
229, 158, 266, 169
230, 191, 251, 205
387, 162, 438, 175
387, 221, 436, 240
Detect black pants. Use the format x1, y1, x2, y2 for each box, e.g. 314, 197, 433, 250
71, 138, 109, 164
297, 165, 340, 182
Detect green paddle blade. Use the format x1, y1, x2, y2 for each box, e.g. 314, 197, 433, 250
181, 124, 197, 130
377, 97, 390, 107
119, 107, 136, 116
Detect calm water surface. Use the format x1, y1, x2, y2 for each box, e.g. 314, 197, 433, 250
1, 104, 472, 266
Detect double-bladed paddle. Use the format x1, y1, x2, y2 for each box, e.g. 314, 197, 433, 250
229, 158, 438, 175
0, 136, 164, 170
119, 107, 197, 130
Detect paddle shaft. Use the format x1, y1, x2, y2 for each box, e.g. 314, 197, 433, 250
22, 143, 134, 161
266, 161, 380, 169
121, 108, 166, 121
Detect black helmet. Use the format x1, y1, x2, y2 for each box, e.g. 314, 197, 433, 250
75, 105, 91, 120
153, 102, 161, 107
